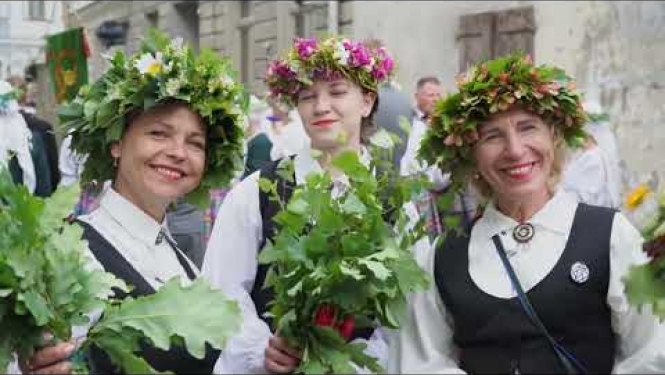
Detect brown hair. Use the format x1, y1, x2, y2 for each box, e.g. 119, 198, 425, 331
360, 90, 379, 145
416, 76, 441, 91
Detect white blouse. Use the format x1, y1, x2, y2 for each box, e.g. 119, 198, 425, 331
0, 110, 36, 193
202, 149, 391, 374
79, 187, 198, 289
388, 189, 665, 374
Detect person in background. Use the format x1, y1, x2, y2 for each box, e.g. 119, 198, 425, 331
560, 98, 623, 208
243, 95, 274, 178
262, 96, 310, 161
399, 76, 443, 178
400, 76, 478, 240
0, 80, 36, 195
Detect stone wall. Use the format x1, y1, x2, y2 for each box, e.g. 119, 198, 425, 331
351, 0, 665, 184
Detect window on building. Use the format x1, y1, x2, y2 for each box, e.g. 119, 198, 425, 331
145, 10, 158, 29
28, 1, 46, 20
457, 6, 535, 73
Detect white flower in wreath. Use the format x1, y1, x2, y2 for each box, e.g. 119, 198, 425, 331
332, 42, 349, 66
170, 37, 184, 53
290, 60, 301, 74
165, 78, 182, 96
107, 84, 123, 101
135, 52, 164, 77
221, 74, 235, 87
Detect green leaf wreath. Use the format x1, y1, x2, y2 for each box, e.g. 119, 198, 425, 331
58, 29, 248, 209
0, 167, 241, 373
418, 52, 589, 197
257, 137, 431, 374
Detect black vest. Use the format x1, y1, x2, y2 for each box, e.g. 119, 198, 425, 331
77, 221, 220, 374
434, 204, 616, 374
250, 158, 374, 340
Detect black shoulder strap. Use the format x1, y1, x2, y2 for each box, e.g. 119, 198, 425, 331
76, 219, 155, 298
252, 158, 296, 328
258, 157, 296, 249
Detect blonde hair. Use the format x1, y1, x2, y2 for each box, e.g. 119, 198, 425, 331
470, 123, 567, 200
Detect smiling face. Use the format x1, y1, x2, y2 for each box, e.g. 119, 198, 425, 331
473, 107, 557, 206
111, 102, 206, 219
296, 78, 376, 154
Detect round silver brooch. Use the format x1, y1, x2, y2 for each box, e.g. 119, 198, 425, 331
512, 223, 535, 243
570, 262, 590, 284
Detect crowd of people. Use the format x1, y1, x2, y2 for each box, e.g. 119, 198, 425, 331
3, 30, 665, 374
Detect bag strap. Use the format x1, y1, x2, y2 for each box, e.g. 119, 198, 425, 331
491, 234, 588, 375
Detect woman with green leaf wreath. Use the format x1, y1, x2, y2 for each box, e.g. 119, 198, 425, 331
202, 36, 430, 374
22, 30, 247, 374
388, 54, 665, 374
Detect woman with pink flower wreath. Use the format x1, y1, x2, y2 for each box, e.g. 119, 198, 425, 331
202, 36, 400, 374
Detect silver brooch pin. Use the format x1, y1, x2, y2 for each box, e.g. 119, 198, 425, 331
570, 262, 590, 284
512, 223, 535, 243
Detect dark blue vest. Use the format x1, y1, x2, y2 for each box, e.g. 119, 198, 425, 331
434, 204, 616, 374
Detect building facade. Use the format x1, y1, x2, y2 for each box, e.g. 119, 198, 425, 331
65, 0, 665, 183
0, 1, 65, 80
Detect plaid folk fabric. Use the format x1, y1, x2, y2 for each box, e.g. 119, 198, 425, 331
415, 187, 480, 243
203, 187, 232, 244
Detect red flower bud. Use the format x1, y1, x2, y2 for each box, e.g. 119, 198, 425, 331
644, 235, 665, 260
313, 304, 337, 327
336, 315, 356, 340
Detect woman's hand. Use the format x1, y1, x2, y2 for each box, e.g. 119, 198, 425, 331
19, 333, 75, 375
265, 335, 302, 374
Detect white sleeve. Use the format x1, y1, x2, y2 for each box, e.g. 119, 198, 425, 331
399, 120, 426, 177
386, 240, 466, 374
609, 213, 665, 373
201, 172, 271, 374
561, 148, 614, 208
58, 135, 85, 188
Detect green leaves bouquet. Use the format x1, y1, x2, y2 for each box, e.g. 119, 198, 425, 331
622, 175, 665, 319
257, 145, 430, 374
0, 168, 241, 373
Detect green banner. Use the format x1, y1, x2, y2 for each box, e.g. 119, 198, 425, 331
46, 27, 89, 104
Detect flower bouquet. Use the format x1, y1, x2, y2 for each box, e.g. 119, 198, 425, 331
257, 143, 430, 374
0, 168, 241, 373
622, 173, 665, 319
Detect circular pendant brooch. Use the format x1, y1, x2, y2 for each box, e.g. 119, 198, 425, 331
513, 223, 535, 244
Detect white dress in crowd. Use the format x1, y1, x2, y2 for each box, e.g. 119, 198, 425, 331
399, 107, 449, 189
202, 148, 397, 374
261, 110, 311, 161
0, 87, 36, 193
57, 133, 87, 187
387, 189, 665, 374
